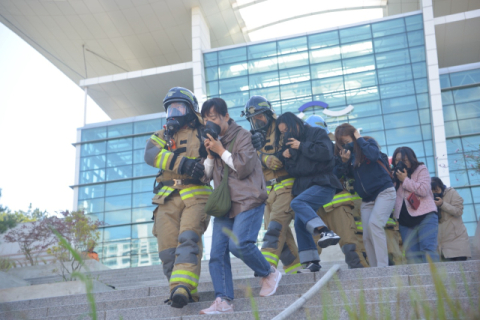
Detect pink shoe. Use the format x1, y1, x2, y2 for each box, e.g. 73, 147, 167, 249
199, 297, 234, 315
259, 267, 282, 297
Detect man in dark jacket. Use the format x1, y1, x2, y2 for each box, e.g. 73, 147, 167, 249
276, 112, 342, 271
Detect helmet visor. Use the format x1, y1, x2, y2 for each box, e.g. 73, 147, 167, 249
249, 113, 269, 131
166, 102, 189, 118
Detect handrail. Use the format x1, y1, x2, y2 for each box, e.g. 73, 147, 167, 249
272, 264, 341, 320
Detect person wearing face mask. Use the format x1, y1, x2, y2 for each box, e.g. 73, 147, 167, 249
333, 123, 396, 268
391, 147, 439, 264
242, 96, 302, 275
199, 98, 280, 315
144, 87, 211, 308
431, 177, 471, 261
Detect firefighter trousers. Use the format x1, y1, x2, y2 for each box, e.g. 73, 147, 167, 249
261, 187, 302, 274
386, 227, 407, 265
152, 191, 209, 300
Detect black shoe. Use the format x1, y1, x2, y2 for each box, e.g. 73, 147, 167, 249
317, 229, 340, 248
298, 262, 321, 273
170, 287, 190, 308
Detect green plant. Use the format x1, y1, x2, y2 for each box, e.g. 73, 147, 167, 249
0, 257, 16, 271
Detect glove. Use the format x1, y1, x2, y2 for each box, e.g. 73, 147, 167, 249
180, 159, 205, 180
251, 132, 265, 150
263, 155, 283, 170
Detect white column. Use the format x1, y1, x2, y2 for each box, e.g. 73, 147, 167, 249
191, 7, 211, 110
422, 0, 450, 186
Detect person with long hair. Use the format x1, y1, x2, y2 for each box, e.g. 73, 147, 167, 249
275, 112, 342, 272
392, 147, 439, 263
334, 123, 395, 267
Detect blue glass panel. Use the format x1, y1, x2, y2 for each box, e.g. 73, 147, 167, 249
80, 170, 105, 184
426, 156, 435, 173
133, 192, 152, 208
453, 86, 480, 104
340, 25, 371, 44
132, 206, 155, 223
105, 194, 131, 212
280, 81, 311, 100
424, 140, 434, 156
310, 61, 343, 79
249, 71, 279, 89
133, 177, 153, 194
104, 225, 131, 241
106, 165, 133, 181
388, 141, 425, 159
134, 119, 162, 134
444, 121, 460, 137
412, 62, 427, 79
248, 57, 278, 74
312, 76, 344, 94
344, 71, 377, 90
133, 163, 158, 177
279, 66, 310, 85
384, 110, 420, 129
219, 62, 248, 79
106, 180, 132, 197
407, 30, 424, 47
133, 149, 144, 164
459, 118, 480, 135
342, 55, 375, 75
218, 47, 246, 65
463, 205, 477, 222
86, 213, 103, 223
133, 134, 150, 150
107, 151, 132, 167
81, 141, 106, 156
250, 86, 281, 102
385, 126, 423, 145
372, 18, 405, 37
78, 197, 104, 214
108, 123, 133, 138
132, 222, 154, 239
465, 222, 477, 236
448, 153, 466, 170
377, 65, 412, 85
365, 131, 386, 146
440, 74, 451, 89
456, 188, 473, 204
410, 46, 426, 63
380, 80, 415, 99
80, 155, 106, 172
472, 186, 480, 202
104, 209, 131, 226
442, 91, 454, 105
348, 101, 382, 118
417, 93, 429, 109
450, 69, 480, 87
462, 135, 480, 151
82, 127, 107, 142
107, 138, 133, 153
205, 66, 219, 81
382, 95, 417, 114
314, 91, 347, 108
418, 108, 431, 124
455, 100, 480, 121
281, 96, 312, 114
446, 138, 462, 154
277, 36, 307, 54
422, 124, 432, 140
415, 78, 428, 94
405, 14, 423, 31
131, 237, 157, 254
206, 81, 219, 96
309, 46, 341, 64
349, 116, 384, 132
204, 52, 217, 67
346, 86, 379, 104
278, 52, 309, 69
131, 253, 160, 267
79, 184, 105, 200
248, 41, 277, 59
374, 33, 408, 53
308, 31, 339, 49
220, 91, 250, 107
375, 48, 410, 69
103, 240, 131, 258
218, 76, 248, 94
102, 256, 130, 269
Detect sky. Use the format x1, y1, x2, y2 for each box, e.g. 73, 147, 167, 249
0, 22, 109, 214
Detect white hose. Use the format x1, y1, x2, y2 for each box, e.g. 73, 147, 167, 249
272, 264, 341, 320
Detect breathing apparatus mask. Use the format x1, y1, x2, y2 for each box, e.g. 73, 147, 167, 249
165, 101, 195, 136
202, 121, 222, 141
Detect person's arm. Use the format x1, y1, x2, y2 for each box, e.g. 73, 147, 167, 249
333, 155, 350, 179
231, 130, 258, 180
204, 157, 214, 180
402, 166, 432, 197
221, 150, 237, 172
260, 153, 284, 170
356, 137, 380, 162
440, 189, 464, 217
296, 128, 334, 162
144, 130, 190, 174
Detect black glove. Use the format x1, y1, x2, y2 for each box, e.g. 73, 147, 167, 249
251, 132, 265, 150
180, 159, 205, 180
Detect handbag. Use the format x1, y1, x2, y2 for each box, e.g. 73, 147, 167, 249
204, 134, 238, 217
407, 192, 420, 210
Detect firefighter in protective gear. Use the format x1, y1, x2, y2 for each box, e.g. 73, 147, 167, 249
243, 96, 303, 275
385, 216, 407, 265
144, 87, 211, 308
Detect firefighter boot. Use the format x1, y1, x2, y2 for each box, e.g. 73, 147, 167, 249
169, 285, 192, 308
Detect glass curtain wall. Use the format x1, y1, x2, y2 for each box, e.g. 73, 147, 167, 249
441, 68, 480, 236
204, 14, 436, 176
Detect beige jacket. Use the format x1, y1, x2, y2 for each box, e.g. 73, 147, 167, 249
438, 187, 471, 258
210, 120, 268, 218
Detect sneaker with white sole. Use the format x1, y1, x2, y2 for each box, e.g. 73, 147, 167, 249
199, 297, 233, 315
298, 262, 321, 273
317, 229, 340, 248
259, 267, 282, 297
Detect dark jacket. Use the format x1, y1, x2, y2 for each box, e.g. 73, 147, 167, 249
333, 137, 393, 202
282, 125, 342, 196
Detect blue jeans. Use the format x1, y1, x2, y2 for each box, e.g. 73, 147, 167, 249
399, 212, 440, 264
209, 204, 271, 301
290, 185, 335, 263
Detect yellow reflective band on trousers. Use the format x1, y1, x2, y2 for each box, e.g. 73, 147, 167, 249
273, 178, 295, 191
157, 186, 175, 198
355, 221, 363, 232
156, 149, 173, 170
285, 263, 302, 274
262, 251, 279, 266
179, 186, 213, 200
151, 134, 166, 148
323, 192, 361, 209
170, 270, 199, 288
385, 218, 396, 228
266, 186, 272, 195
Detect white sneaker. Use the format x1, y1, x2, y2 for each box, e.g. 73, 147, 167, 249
259, 267, 282, 297
317, 229, 340, 248
199, 297, 234, 314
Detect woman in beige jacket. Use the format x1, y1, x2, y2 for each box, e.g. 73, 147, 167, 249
431, 177, 471, 261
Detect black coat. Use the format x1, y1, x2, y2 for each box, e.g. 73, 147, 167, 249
282, 125, 342, 196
